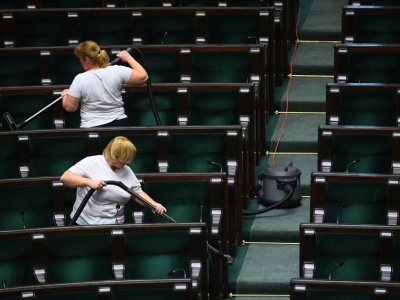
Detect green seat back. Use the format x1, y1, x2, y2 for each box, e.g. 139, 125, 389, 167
191, 52, 249, 83
324, 180, 387, 224
0, 137, 19, 179
140, 52, 181, 83
78, 14, 132, 45
314, 232, 381, 281
29, 136, 90, 177
168, 132, 227, 172
14, 15, 68, 47
124, 231, 190, 279
348, 52, 400, 83
0, 237, 34, 288
339, 90, 397, 126
142, 14, 195, 44
0, 184, 54, 230
206, 13, 261, 44
46, 233, 112, 283
354, 13, 400, 43
51, 53, 82, 85
188, 90, 239, 125
142, 180, 210, 223
0, 54, 41, 86
125, 90, 177, 126
41, 0, 104, 8
1, 93, 55, 130
331, 134, 392, 173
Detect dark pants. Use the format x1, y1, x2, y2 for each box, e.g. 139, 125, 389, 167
94, 118, 129, 128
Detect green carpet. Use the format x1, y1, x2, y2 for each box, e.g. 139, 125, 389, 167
236, 244, 299, 294
227, 0, 344, 297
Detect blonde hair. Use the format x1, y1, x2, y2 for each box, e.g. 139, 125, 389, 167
103, 136, 136, 163
74, 40, 109, 68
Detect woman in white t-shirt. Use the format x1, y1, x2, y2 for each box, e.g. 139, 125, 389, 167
61, 40, 148, 128
60, 136, 166, 225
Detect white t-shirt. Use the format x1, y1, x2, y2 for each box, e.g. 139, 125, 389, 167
68, 65, 132, 128
69, 155, 143, 225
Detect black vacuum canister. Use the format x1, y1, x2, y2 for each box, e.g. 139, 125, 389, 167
258, 164, 302, 208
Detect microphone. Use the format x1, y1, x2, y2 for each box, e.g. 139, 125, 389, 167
336, 201, 347, 224
108, 47, 133, 66
115, 204, 121, 224
200, 200, 204, 222
207, 160, 222, 172
20, 210, 26, 229
168, 269, 187, 278
328, 262, 344, 280
345, 158, 360, 173
161, 32, 168, 45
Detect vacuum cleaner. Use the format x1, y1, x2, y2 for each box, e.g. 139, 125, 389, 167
243, 162, 302, 215
2, 46, 162, 131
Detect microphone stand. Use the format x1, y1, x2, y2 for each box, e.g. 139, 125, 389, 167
69, 180, 233, 264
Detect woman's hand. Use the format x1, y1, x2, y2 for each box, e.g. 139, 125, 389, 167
88, 179, 107, 190
153, 203, 167, 215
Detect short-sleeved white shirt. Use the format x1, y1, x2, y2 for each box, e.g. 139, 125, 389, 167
68, 65, 132, 128
69, 155, 142, 225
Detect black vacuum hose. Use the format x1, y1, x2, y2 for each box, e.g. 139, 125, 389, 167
130, 47, 162, 126
242, 185, 295, 216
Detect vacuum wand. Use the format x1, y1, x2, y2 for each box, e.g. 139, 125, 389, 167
68, 180, 233, 263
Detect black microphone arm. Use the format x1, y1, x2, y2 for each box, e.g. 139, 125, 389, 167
345, 158, 360, 173
68, 180, 233, 263
207, 160, 223, 172
336, 201, 347, 224
168, 269, 187, 278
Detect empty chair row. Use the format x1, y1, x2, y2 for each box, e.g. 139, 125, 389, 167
0, 279, 194, 300
0, 222, 209, 298
0, 83, 258, 193
290, 278, 400, 300
0, 172, 229, 298
317, 125, 400, 174
342, 5, 400, 44
0, 6, 281, 90
310, 172, 400, 225
325, 83, 400, 127
334, 44, 400, 84
0, 7, 274, 47
299, 223, 400, 282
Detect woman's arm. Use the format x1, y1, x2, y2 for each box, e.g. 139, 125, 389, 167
61, 89, 80, 112
60, 170, 106, 190
133, 191, 167, 214
116, 50, 149, 86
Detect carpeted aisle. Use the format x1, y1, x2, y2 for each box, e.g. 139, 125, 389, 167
227, 0, 347, 298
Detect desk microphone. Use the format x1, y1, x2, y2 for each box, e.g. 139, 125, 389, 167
161, 32, 168, 45
20, 210, 26, 229
200, 200, 205, 222
207, 160, 222, 172
328, 262, 344, 280
345, 158, 360, 173
336, 201, 347, 224
168, 269, 187, 278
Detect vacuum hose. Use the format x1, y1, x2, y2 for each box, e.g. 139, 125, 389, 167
69, 180, 233, 263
